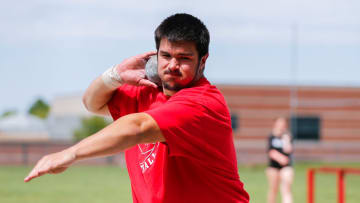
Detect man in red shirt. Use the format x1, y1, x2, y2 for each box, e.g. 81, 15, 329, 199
25, 13, 249, 203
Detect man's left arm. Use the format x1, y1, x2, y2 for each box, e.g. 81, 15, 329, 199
24, 113, 164, 182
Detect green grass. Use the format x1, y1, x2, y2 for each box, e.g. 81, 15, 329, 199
1, 162, 360, 203
0, 166, 132, 203
240, 162, 360, 203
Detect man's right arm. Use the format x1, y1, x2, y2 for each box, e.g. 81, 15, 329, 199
82, 51, 158, 116
82, 76, 116, 116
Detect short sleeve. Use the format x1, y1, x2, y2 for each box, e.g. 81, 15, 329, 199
108, 85, 139, 120
145, 97, 234, 165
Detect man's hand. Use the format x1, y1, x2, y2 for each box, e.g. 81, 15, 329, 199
83, 51, 158, 115
24, 113, 164, 183
24, 149, 76, 182
116, 51, 158, 88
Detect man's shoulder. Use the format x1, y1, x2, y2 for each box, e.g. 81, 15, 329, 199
115, 84, 162, 96
172, 78, 227, 110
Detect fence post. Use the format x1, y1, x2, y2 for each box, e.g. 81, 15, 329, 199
21, 143, 29, 165
106, 156, 114, 165
337, 169, 345, 203
308, 169, 315, 203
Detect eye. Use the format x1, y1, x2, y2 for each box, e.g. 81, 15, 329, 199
161, 54, 171, 58
180, 57, 191, 61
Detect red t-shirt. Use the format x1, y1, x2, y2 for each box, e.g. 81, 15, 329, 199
108, 77, 249, 203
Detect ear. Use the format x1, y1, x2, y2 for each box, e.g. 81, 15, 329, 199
199, 53, 209, 73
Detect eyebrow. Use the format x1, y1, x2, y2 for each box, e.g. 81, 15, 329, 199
159, 50, 194, 56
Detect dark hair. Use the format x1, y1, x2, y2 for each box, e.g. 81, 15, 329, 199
155, 13, 210, 59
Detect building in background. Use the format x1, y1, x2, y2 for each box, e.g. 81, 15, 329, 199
47, 84, 360, 163
0, 94, 89, 142
47, 93, 93, 141
0, 114, 49, 141
219, 84, 360, 163
0, 94, 115, 165
1, 85, 359, 165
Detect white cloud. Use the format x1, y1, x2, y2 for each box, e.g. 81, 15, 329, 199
1, 0, 359, 45
1, 0, 359, 113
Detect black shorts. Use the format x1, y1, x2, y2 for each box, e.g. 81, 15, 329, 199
268, 160, 292, 170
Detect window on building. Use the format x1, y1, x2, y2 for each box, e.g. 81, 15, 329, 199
230, 113, 239, 131
290, 116, 321, 140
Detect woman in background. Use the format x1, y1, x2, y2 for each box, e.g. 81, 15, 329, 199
266, 117, 294, 203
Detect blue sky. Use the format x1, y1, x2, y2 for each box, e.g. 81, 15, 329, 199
1, 0, 359, 113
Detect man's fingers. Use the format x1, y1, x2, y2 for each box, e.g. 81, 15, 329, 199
24, 151, 75, 183
139, 51, 157, 60
24, 172, 36, 182
24, 161, 42, 182
24, 158, 50, 182
24, 169, 42, 182
138, 79, 158, 88
25, 164, 55, 182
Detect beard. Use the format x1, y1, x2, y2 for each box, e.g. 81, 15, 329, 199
161, 67, 187, 91
161, 62, 201, 92
162, 81, 185, 91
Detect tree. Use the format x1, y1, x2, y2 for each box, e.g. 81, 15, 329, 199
28, 98, 50, 119
73, 116, 110, 141
0, 109, 17, 119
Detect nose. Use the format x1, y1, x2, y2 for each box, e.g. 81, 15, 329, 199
168, 58, 179, 71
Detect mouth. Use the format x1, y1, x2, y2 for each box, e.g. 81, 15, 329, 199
164, 70, 182, 77
167, 73, 182, 77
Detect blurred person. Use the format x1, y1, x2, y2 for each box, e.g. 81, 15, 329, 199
266, 117, 294, 203
24, 13, 249, 203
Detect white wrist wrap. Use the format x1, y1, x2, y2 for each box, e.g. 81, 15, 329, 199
101, 65, 123, 88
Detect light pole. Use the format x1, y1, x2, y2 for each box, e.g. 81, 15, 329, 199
290, 22, 299, 140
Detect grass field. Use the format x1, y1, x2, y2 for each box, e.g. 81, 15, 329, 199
1, 162, 359, 203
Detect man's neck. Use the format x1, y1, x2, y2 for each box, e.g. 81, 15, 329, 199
161, 76, 205, 96
162, 88, 177, 97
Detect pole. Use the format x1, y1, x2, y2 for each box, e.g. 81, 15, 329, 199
337, 169, 345, 203
308, 169, 315, 203
290, 22, 299, 139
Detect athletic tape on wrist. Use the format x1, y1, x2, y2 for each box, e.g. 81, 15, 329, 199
101, 65, 123, 88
